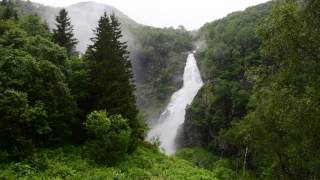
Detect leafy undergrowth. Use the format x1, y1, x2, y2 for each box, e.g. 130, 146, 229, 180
0, 143, 228, 179
176, 147, 247, 180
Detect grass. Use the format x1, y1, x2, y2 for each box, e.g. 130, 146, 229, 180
0, 142, 223, 180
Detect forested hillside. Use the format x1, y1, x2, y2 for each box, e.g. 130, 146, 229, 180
0, 1, 233, 179
130, 26, 193, 123
178, 1, 274, 151
0, 0, 144, 159
1, 0, 319, 179
13, 0, 193, 123
178, 0, 320, 179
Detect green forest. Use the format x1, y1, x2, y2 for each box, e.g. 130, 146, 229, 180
0, 0, 319, 179
179, 0, 320, 179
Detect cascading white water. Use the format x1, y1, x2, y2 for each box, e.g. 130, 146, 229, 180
147, 53, 203, 155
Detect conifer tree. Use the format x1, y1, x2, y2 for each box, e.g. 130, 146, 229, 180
86, 12, 143, 150
1, 0, 18, 20
53, 9, 78, 57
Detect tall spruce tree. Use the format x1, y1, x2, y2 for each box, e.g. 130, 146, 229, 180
86, 12, 142, 150
1, 0, 18, 20
53, 9, 78, 57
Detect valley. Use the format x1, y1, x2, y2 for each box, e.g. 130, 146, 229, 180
0, 0, 319, 179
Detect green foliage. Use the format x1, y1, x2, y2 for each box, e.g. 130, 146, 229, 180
2, 0, 319, 179
176, 147, 239, 179
25, 35, 68, 66
86, 13, 137, 120
131, 26, 193, 120
29, 153, 49, 171
53, 8, 78, 57
19, 14, 50, 38
211, 166, 237, 180
0, 7, 78, 157
0, 89, 48, 160
176, 147, 218, 169
66, 58, 89, 103
0, 144, 228, 179
85, 110, 131, 164
230, 0, 320, 178
0, 20, 27, 49
179, 2, 275, 157
85, 110, 111, 136
1, 0, 18, 20
64, 58, 90, 143
178, 0, 320, 178
0, 1, 235, 178
86, 13, 143, 151
0, 150, 9, 162
0, 48, 76, 144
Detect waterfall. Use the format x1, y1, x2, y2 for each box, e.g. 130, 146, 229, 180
147, 53, 203, 155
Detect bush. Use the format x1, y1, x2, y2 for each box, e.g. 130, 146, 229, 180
10, 162, 35, 176
29, 153, 49, 171
0, 150, 9, 162
176, 147, 218, 169
0, 89, 48, 160
85, 110, 132, 164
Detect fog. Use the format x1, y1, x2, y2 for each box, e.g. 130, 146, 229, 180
38, 2, 138, 53
31, 0, 270, 30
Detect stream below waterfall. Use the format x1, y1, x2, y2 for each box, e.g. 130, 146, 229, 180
147, 53, 203, 155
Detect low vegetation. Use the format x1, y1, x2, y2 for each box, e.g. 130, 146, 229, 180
0, 144, 233, 179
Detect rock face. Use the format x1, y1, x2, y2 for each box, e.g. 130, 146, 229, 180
176, 85, 214, 149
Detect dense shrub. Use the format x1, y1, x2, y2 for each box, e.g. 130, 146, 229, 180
0, 89, 49, 160
85, 110, 131, 164
176, 147, 218, 169
0, 144, 226, 179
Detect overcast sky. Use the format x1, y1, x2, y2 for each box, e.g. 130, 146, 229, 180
30, 0, 270, 30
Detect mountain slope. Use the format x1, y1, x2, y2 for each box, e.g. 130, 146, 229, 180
17, 0, 193, 123
66, 2, 139, 53
20, 1, 139, 53
178, 1, 275, 151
